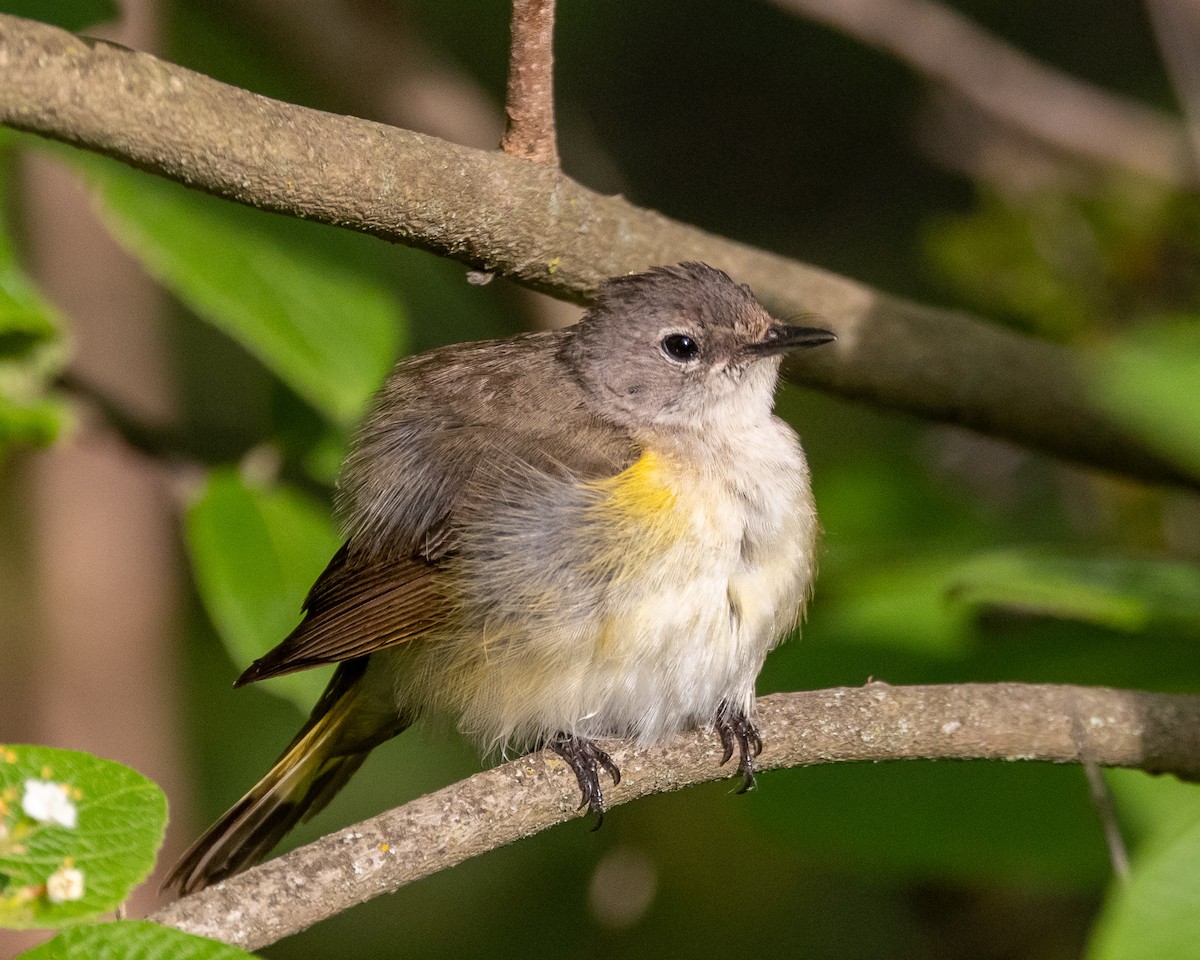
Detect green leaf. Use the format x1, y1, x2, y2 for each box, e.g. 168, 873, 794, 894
1089, 815, 1200, 960
1090, 319, 1200, 476
947, 549, 1200, 634
0, 0, 117, 31
0, 294, 68, 453
0, 292, 56, 360
0, 746, 166, 929
300, 426, 351, 487
184, 468, 342, 710
1107, 768, 1200, 854
0, 395, 69, 450
0, 150, 68, 456
18, 919, 261, 959
87, 163, 401, 426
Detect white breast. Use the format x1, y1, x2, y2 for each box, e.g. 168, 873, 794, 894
576, 416, 818, 745
384, 415, 819, 754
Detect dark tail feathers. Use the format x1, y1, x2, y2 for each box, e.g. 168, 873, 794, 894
165, 660, 406, 895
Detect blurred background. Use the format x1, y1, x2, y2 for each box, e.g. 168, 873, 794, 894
3, 0, 1200, 957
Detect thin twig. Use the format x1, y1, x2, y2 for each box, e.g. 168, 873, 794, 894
0, 15, 1196, 489
767, 0, 1195, 185
1069, 689, 1131, 881
499, 0, 559, 165
148, 683, 1200, 950
1145, 0, 1200, 171
1083, 759, 1132, 881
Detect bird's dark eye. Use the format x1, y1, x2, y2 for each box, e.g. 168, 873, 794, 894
661, 333, 699, 361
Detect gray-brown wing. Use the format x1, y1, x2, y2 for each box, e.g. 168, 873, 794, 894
235, 545, 449, 685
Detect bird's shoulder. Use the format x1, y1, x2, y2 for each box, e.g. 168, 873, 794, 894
339, 331, 638, 557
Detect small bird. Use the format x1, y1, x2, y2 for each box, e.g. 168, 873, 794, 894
167, 262, 834, 895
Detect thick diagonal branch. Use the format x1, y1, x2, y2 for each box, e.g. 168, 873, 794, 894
0, 15, 1195, 489
149, 683, 1200, 951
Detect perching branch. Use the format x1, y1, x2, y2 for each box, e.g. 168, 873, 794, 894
0, 15, 1196, 490
499, 0, 560, 165
149, 683, 1200, 951
766, 0, 1196, 185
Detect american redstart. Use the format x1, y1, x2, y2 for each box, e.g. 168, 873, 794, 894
167, 262, 835, 894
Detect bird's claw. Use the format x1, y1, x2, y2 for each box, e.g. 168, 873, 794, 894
715, 703, 763, 794
548, 735, 621, 829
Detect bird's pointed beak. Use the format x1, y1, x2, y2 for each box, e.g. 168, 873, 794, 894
746, 323, 837, 356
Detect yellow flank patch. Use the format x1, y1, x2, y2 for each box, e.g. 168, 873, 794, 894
579, 449, 691, 581
594, 617, 622, 658
599, 449, 678, 520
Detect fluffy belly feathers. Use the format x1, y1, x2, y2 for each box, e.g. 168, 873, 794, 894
386, 437, 817, 751
578, 445, 815, 743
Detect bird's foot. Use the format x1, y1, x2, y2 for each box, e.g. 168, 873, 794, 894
715, 702, 763, 793
548, 734, 621, 829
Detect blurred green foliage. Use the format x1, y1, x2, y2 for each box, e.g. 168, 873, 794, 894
3, 1, 1200, 959
185, 468, 340, 709
0, 0, 115, 31
1093, 319, 1200, 475
0, 148, 68, 457
927, 182, 1200, 341
88, 160, 404, 428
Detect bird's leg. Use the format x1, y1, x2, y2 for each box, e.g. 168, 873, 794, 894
547, 734, 622, 829
715, 701, 763, 794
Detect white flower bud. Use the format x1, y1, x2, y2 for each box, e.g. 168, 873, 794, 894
45, 865, 85, 903
21, 780, 78, 829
